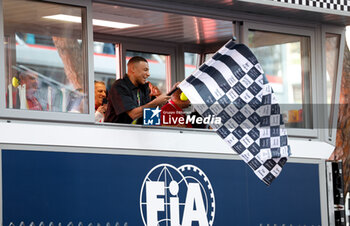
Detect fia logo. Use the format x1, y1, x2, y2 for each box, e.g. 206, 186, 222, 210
143, 107, 161, 125
140, 164, 215, 226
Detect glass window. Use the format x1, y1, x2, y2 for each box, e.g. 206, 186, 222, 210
93, 41, 117, 92
205, 53, 215, 62
126, 50, 168, 94
3, 0, 88, 113
325, 33, 340, 136
184, 52, 199, 78
248, 30, 312, 129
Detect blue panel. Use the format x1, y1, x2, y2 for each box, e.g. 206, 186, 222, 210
2, 150, 321, 226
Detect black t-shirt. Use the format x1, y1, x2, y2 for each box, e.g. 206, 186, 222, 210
104, 75, 151, 124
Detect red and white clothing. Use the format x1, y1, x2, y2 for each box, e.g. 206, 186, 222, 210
161, 100, 192, 128
27, 97, 43, 111
95, 106, 105, 122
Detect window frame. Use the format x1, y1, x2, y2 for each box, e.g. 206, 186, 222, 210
94, 33, 178, 93
242, 21, 318, 138
0, 0, 95, 123
121, 39, 176, 93
92, 40, 120, 90
321, 25, 346, 145
183, 51, 201, 78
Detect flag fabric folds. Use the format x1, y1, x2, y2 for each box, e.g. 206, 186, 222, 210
179, 40, 291, 185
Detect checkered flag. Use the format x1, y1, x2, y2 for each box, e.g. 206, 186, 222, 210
179, 40, 291, 185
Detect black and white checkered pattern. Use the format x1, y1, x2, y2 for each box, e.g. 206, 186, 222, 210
271, 0, 350, 11
179, 40, 291, 185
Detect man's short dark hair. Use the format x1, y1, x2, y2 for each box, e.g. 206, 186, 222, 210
127, 56, 148, 66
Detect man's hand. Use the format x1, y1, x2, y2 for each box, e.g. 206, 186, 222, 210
126, 94, 170, 120
152, 94, 171, 107
96, 104, 107, 114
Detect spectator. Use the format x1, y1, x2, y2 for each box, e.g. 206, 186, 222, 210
19, 70, 42, 110
161, 83, 192, 128
94, 80, 107, 122
104, 56, 170, 124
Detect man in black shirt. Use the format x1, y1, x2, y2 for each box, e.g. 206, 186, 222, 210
104, 56, 170, 124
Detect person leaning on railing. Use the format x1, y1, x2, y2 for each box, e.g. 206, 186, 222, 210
104, 56, 170, 124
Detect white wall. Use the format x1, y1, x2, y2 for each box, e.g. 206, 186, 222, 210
0, 120, 334, 159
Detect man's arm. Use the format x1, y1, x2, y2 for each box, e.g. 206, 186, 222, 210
126, 94, 170, 120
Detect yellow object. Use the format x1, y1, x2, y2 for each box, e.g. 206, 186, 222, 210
12, 77, 19, 88
180, 92, 188, 101
288, 110, 299, 123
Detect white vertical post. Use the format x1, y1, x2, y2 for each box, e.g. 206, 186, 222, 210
48, 86, 52, 111
61, 87, 66, 112
19, 84, 26, 110
7, 84, 12, 108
